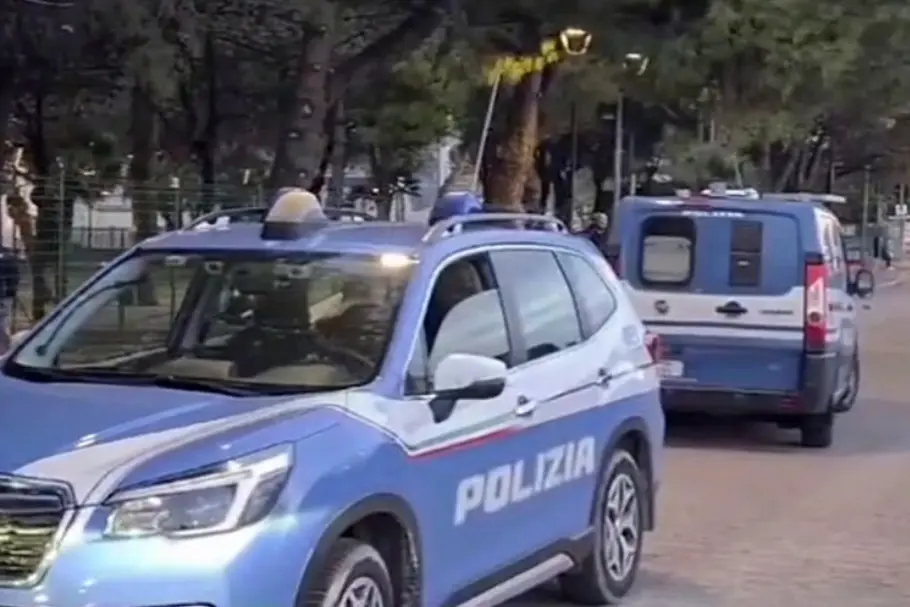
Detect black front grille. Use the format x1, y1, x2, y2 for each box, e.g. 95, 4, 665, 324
0, 478, 68, 584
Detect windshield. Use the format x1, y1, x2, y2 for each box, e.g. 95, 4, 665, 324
6, 250, 413, 393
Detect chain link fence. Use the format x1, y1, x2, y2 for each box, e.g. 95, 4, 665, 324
3, 180, 270, 329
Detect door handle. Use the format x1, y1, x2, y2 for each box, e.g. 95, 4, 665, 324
716, 300, 747, 316
514, 395, 536, 417
597, 368, 612, 386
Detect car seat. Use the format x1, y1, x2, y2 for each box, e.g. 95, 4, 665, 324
424, 261, 484, 349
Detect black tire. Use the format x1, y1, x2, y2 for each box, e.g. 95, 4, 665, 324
800, 413, 834, 448
560, 448, 646, 604
837, 353, 860, 412
304, 537, 394, 607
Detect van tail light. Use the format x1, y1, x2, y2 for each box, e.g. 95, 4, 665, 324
645, 331, 663, 363
804, 261, 828, 349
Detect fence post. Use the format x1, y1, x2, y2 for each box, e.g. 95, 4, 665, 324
169, 177, 180, 318
55, 160, 66, 300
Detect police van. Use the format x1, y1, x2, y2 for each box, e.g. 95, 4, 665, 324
606, 188, 875, 448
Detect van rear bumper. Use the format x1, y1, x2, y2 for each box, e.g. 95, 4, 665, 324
661, 352, 837, 416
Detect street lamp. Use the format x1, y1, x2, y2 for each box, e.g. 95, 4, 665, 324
471, 28, 592, 195
558, 28, 591, 220
613, 52, 649, 206
559, 28, 592, 56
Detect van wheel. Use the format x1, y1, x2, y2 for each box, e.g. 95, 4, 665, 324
800, 413, 833, 448
836, 354, 860, 412
305, 538, 393, 607
560, 448, 645, 604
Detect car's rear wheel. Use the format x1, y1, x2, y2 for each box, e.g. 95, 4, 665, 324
304, 538, 393, 607
800, 412, 834, 448
560, 447, 646, 604
835, 353, 860, 412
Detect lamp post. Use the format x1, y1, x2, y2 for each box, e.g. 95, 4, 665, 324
472, 29, 592, 196
613, 52, 648, 206
558, 28, 592, 217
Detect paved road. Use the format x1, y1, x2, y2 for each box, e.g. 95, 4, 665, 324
515, 275, 910, 606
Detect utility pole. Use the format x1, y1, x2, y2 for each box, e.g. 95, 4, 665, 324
612, 95, 624, 206
860, 165, 871, 261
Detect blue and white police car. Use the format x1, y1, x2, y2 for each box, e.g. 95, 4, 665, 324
0, 190, 663, 607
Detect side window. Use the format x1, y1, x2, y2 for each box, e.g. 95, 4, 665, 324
829, 224, 844, 273
491, 250, 582, 363
729, 219, 763, 287
558, 253, 617, 337
640, 216, 695, 286
408, 254, 510, 394
827, 223, 847, 286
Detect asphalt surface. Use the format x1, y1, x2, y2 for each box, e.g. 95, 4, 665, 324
513, 272, 910, 606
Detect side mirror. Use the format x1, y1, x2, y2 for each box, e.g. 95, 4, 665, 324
850, 268, 875, 298
428, 353, 507, 423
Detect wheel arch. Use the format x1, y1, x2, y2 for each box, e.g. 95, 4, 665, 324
592, 416, 655, 530
296, 492, 423, 604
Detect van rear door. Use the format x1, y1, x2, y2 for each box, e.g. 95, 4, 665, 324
623, 206, 804, 393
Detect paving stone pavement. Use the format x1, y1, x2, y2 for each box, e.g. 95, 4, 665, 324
512, 280, 910, 606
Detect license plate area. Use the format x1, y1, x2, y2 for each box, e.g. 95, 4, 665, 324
658, 360, 684, 378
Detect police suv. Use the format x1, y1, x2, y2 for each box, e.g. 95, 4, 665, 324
607, 189, 874, 448
0, 191, 663, 607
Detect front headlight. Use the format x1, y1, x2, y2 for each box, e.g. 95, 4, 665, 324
104, 443, 292, 539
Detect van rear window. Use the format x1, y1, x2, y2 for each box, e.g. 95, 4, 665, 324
640, 216, 695, 286
729, 219, 763, 286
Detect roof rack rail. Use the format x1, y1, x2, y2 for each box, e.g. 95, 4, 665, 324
422, 213, 567, 243
188, 207, 269, 229
769, 192, 847, 204
187, 205, 374, 230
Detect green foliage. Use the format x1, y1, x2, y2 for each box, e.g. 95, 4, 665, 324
4, 0, 910, 198
347, 49, 471, 175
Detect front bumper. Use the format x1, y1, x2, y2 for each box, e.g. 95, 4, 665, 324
0, 509, 324, 607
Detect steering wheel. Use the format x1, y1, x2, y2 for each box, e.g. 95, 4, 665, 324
307, 331, 376, 374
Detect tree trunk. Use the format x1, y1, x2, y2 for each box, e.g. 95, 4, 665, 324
326, 100, 347, 205
129, 83, 158, 305
0, 63, 16, 151
198, 29, 218, 215
772, 144, 801, 192
268, 2, 336, 192
23, 92, 62, 318
485, 71, 543, 210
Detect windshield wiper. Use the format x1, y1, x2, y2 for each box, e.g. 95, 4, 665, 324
5, 365, 88, 383
150, 375, 264, 396
8, 366, 257, 396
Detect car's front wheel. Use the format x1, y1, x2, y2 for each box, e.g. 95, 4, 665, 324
560, 447, 646, 604
305, 538, 393, 607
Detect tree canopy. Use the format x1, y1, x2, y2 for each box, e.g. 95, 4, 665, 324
3, 0, 910, 316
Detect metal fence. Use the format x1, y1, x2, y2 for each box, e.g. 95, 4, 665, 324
4, 181, 269, 329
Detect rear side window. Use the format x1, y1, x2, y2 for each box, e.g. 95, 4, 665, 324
728, 219, 763, 286
558, 253, 617, 336
640, 216, 695, 286
491, 250, 582, 363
